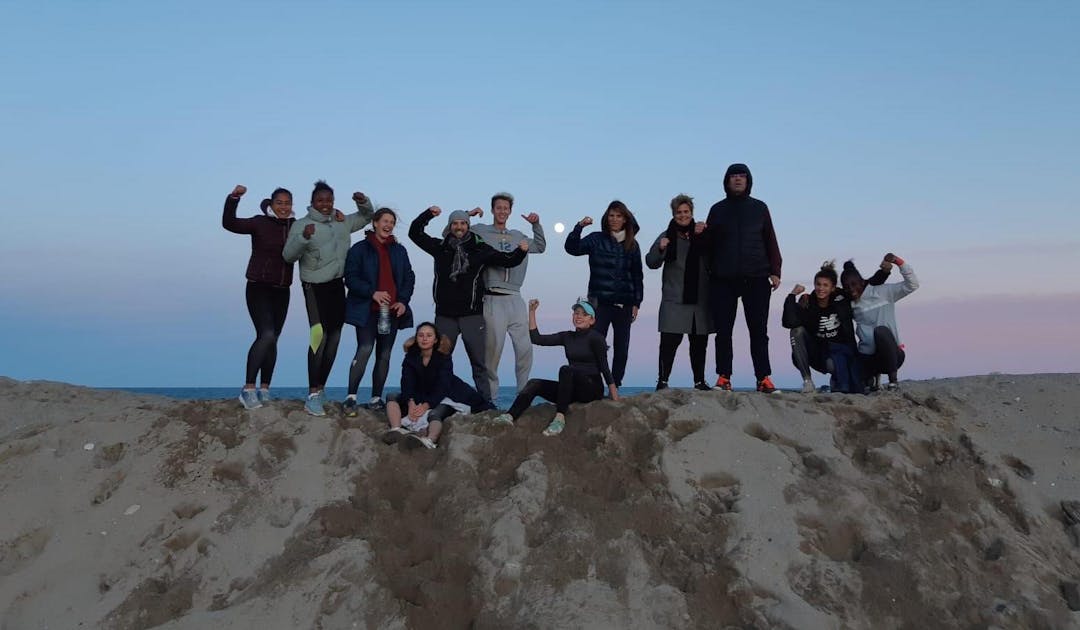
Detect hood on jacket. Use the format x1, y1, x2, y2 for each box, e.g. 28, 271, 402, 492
402, 334, 453, 355
306, 206, 335, 223
723, 163, 753, 197
441, 210, 472, 238
600, 205, 641, 236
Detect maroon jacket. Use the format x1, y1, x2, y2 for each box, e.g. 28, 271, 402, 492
222, 195, 294, 287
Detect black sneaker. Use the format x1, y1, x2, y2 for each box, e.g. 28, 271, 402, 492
366, 397, 386, 412
342, 398, 359, 417
694, 381, 712, 391
656, 380, 669, 391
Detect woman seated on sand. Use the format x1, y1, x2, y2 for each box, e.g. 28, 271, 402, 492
493, 299, 618, 436
841, 253, 919, 391
383, 322, 492, 449
783, 259, 893, 393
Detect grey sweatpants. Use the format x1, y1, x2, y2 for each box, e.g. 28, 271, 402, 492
434, 313, 492, 402
483, 293, 533, 396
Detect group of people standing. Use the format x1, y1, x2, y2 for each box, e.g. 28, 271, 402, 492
222, 163, 919, 447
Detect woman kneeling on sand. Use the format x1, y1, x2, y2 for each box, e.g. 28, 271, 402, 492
841, 253, 919, 391
384, 322, 492, 449
493, 299, 618, 436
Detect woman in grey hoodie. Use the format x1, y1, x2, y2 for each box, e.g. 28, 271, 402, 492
282, 180, 374, 416
841, 254, 919, 391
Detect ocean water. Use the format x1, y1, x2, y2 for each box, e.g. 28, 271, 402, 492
102, 386, 679, 409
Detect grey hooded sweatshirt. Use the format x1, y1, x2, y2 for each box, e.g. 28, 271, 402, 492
470, 221, 546, 294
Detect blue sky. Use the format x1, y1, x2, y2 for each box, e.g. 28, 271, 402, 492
2, 1, 1078, 387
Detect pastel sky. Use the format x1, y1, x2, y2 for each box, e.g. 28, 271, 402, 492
2, 2, 1077, 388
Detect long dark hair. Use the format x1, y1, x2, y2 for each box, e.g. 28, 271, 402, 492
601, 200, 638, 252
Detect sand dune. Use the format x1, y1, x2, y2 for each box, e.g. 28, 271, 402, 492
1, 374, 1078, 629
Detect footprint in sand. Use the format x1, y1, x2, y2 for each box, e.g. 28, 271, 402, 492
1001, 454, 1034, 480
0, 527, 51, 576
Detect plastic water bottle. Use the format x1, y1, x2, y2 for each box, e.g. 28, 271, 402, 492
377, 303, 391, 335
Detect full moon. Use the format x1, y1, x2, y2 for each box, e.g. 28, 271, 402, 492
554, 222, 565, 234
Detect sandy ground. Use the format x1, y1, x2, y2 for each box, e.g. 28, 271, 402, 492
1, 373, 1078, 629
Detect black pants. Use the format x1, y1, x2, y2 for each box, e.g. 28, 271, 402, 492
245, 282, 290, 385
593, 302, 633, 387
303, 279, 346, 389
710, 277, 772, 379
507, 366, 604, 418
658, 332, 708, 383
435, 314, 491, 402
860, 326, 906, 379
348, 317, 399, 397
789, 327, 830, 381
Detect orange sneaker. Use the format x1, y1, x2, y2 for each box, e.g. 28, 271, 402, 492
713, 375, 732, 391
757, 376, 778, 394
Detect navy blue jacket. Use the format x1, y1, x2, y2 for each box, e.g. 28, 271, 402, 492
704, 164, 782, 279
344, 235, 415, 329
564, 224, 644, 306
399, 347, 489, 411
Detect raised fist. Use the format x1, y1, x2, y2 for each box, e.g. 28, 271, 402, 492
468, 207, 484, 217
518, 240, 529, 252
528, 299, 540, 311
303, 224, 315, 239
428, 205, 442, 217
694, 221, 707, 235
521, 212, 540, 225
578, 216, 593, 228
658, 237, 670, 251
883, 253, 897, 264
352, 192, 368, 205
231, 185, 247, 198
333, 210, 346, 222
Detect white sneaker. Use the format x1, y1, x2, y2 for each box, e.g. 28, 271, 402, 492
801, 379, 815, 394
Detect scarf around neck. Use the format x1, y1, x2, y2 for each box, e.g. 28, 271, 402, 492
664, 219, 701, 305
445, 233, 471, 281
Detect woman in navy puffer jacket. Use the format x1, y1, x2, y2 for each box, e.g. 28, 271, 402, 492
564, 200, 644, 387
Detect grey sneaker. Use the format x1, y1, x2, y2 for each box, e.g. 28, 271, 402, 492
256, 388, 272, 403
884, 382, 900, 392
492, 413, 514, 426
801, 379, 816, 394
304, 393, 326, 417
239, 389, 262, 410
405, 434, 437, 450
343, 398, 359, 417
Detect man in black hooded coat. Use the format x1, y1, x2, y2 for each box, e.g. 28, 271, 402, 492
704, 163, 782, 393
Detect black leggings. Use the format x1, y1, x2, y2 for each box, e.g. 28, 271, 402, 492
507, 366, 603, 418
348, 318, 399, 397
658, 332, 708, 383
860, 326, 906, 380
303, 279, 346, 390
245, 282, 290, 385
593, 303, 633, 387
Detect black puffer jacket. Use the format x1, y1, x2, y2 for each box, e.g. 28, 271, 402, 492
564, 217, 644, 306
704, 164, 782, 279
408, 209, 527, 317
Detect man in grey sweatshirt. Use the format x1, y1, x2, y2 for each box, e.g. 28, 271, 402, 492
470, 192, 547, 401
